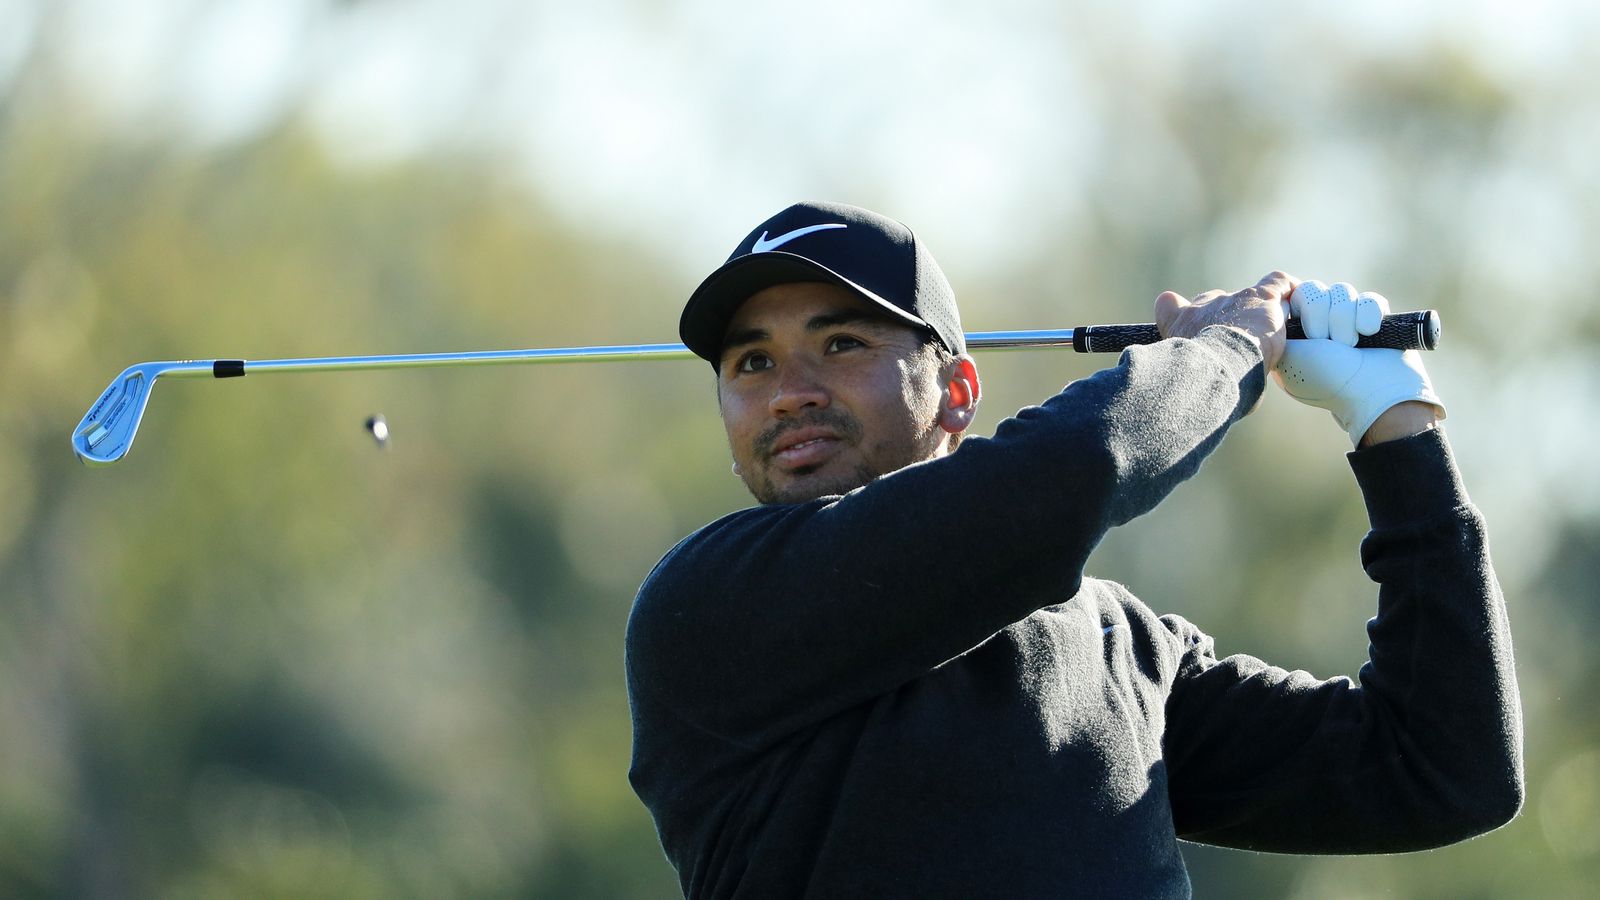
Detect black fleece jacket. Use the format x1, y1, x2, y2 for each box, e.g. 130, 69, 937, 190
625, 327, 1524, 899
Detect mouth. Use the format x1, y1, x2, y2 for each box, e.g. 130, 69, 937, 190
768, 429, 842, 470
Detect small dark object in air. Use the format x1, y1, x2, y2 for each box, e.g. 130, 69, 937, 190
365, 414, 389, 447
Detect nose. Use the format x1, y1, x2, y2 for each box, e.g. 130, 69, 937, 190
768, 359, 830, 417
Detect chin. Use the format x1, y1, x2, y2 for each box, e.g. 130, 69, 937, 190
753, 464, 878, 505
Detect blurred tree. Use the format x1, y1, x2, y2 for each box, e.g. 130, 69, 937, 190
1, 3, 1596, 898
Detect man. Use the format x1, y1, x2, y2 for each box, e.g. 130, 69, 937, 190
626, 201, 1523, 898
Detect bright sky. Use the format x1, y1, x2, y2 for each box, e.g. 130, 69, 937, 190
6, 0, 1595, 271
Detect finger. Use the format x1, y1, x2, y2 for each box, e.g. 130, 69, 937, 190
1293, 279, 1331, 339
1328, 282, 1358, 346
1253, 269, 1299, 301
1287, 277, 1320, 319
1155, 290, 1190, 314
1155, 290, 1189, 337
1354, 292, 1386, 335
1366, 291, 1391, 315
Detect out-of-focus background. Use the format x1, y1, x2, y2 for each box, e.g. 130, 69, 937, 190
2, 0, 1596, 896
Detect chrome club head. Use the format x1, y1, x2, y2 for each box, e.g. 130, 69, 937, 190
72, 361, 214, 466
72, 363, 164, 467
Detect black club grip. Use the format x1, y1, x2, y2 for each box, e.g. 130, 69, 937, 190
1072, 310, 1441, 354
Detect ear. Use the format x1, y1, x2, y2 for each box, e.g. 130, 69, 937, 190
937, 356, 980, 435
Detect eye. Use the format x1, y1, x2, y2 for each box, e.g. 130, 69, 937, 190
735, 351, 773, 374
826, 335, 865, 353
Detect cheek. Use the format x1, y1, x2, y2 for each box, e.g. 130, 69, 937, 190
718, 394, 756, 448
897, 361, 944, 419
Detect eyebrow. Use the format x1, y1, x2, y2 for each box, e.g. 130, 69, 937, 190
720, 309, 901, 363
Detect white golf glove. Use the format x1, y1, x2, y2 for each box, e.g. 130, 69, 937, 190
1272, 280, 1445, 446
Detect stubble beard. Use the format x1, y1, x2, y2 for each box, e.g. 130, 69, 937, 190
741, 407, 946, 505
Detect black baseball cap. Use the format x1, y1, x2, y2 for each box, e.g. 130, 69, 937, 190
679, 201, 965, 368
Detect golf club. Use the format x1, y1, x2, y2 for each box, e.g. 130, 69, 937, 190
71, 310, 1441, 467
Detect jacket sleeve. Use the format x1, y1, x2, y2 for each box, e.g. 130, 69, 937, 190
1162, 428, 1525, 852
627, 327, 1265, 748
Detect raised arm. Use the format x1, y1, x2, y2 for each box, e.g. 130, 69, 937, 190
627, 319, 1266, 748
1164, 282, 1522, 850
1162, 428, 1524, 851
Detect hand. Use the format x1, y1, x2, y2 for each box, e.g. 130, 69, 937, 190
1155, 271, 1293, 370
1272, 280, 1446, 446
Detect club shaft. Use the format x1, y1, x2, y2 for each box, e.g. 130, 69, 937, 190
69, 313, 1439, 466
233, 342, 701, 374
189, 308, 1435, 377
183, 330, 1078, 377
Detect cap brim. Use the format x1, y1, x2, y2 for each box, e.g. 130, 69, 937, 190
680, 252, 931, 366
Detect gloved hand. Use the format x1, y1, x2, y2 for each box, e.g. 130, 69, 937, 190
1272, 280, 1446, 446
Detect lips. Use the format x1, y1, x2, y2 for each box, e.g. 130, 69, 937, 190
769, 427, 841, 469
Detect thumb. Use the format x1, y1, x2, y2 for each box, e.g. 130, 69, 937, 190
1155, 291, 1189, 338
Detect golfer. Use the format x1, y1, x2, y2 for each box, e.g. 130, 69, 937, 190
626, 201, 1523, 898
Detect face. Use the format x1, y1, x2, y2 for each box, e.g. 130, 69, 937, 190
716, 282, 974, 505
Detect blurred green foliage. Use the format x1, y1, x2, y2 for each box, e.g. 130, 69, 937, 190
3, 6, 1599, 899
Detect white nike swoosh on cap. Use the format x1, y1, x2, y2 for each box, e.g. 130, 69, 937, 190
751, 223, 847, 254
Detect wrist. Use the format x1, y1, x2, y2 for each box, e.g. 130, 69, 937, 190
1359, 401, 1441, 448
